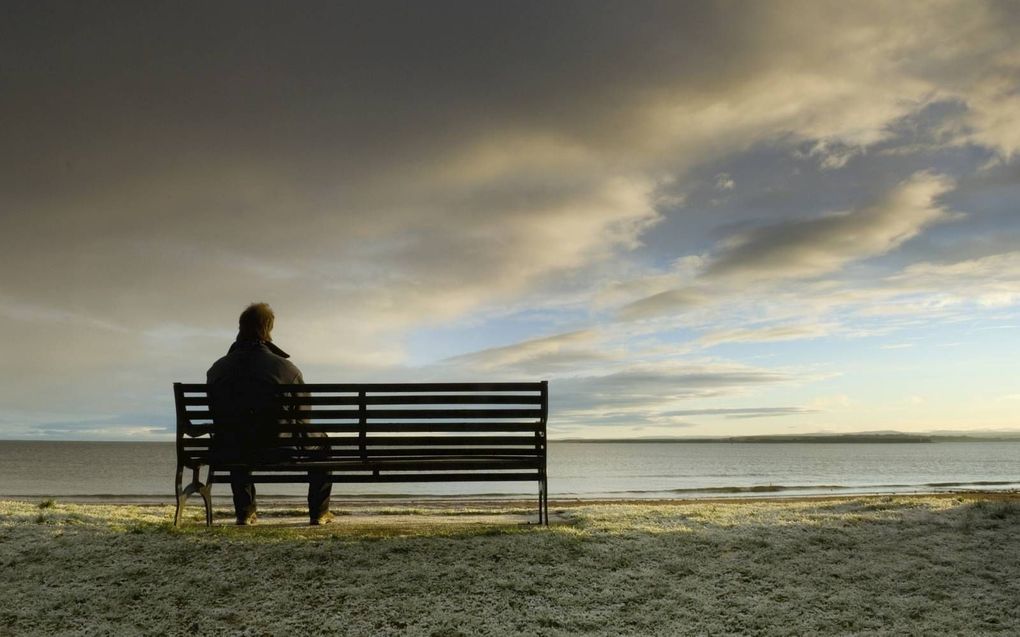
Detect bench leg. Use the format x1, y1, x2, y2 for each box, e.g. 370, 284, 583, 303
538, 478, 547, 525
200, 483, 213, 527
199, 464, 215, 527
542, 476, 549, 526
173, 465, 185, 527
173, 465, 209, 527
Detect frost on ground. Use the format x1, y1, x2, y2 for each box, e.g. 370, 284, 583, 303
1, 495, 1018, 636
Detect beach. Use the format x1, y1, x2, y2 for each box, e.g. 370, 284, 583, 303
2, 494, 1018, 635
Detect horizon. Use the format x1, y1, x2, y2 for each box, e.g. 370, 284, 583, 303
2, 2, 1019, 441
4, 428, 1020, 444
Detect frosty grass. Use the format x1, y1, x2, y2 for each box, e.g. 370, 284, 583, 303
1, 495, 1018, 636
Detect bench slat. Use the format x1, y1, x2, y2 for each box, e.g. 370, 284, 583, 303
183, 446, 550, 456
183, 422, 542, 434
179, 434, 541, 446
182, 394, 544, 406
180, 382, 542, 393
300, 383, 542, 392
181, 454, 543, 468
206, 472, 541, 484
211, 457, 540, 470
184, 410, 356, 420
364, 408, 542, 419
182, 408, 542, 420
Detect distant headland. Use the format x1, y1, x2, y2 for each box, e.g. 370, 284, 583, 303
554, 431, 1020, 443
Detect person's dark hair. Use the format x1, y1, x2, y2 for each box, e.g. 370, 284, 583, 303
238, 302, 274, 342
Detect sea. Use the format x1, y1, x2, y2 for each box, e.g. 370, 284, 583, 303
0, 440, 1017, 501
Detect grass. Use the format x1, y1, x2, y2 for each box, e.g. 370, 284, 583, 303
1, 495, 1018, 635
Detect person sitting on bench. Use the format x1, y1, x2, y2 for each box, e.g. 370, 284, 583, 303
206, 302, 333, 526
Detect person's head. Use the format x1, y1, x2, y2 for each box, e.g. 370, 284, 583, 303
237, 302, 274, 342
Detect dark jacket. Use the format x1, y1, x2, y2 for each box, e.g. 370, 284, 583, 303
206, 340, 320, 462
207, 339, 304, 390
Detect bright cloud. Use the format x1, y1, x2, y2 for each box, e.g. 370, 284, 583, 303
705, 172, 957, 281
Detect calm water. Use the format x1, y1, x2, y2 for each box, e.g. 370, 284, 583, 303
0, 440, 1017, 500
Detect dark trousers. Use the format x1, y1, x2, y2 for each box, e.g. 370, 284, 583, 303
230, 469, 332, 522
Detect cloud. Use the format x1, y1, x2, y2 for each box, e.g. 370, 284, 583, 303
617, 288, 707, 321
0, 5, 1002, 337
0, 297, 129, 334
889, 250, 1020, 293
553, 361, 795, 410
705, 172, 957, 280
561, 364, 794, 401
443, 330, 611, 374
800, 140, 863, 170
1, 411, 173, 441
658, 407, 815, 419
608, 172, 967, 330
699, 323, 836, 347
835, 250, 1020, 324
546, 360, 805, 432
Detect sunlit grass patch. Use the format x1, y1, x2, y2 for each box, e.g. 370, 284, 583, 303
372, 506, 537, 516
167, 520, 537, 542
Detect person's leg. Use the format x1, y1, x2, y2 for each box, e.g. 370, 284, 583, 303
307, 470, 332, 523
230, 469, 257, 524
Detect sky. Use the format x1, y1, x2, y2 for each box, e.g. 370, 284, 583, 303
1, 1, 1019, 440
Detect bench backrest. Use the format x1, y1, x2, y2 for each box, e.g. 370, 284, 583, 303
174, 382, 548, 468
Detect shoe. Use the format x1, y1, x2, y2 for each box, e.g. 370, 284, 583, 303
236, 513, 257, 526
310, 512, 334, 526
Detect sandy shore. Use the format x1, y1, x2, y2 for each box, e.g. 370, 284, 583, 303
2, 494, 1018, 635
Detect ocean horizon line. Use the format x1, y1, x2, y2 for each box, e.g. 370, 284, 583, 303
3, 432, 1020, 444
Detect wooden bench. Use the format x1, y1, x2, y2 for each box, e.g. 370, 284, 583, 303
173, 381, 549, 526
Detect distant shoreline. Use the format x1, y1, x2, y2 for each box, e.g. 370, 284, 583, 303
553, 434, 1020, 443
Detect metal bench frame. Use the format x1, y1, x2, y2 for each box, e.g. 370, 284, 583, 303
173, 381, 549, 526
